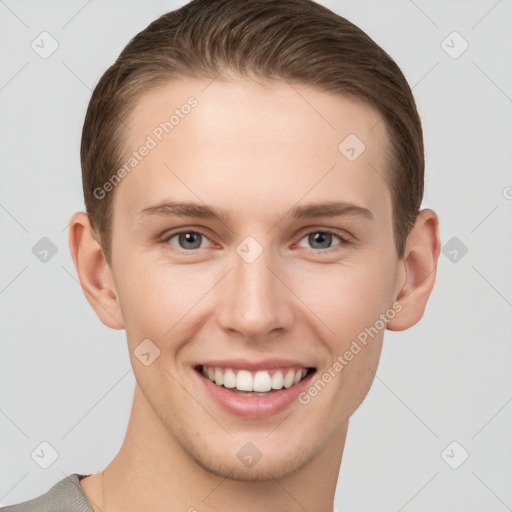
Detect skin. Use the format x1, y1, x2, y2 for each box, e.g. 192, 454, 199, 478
69, 76, 440, 512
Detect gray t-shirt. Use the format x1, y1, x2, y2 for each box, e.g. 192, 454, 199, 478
0, 473, 93, 512
0, 473, 342, 511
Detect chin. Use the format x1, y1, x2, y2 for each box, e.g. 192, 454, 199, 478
185, 437, 316, 482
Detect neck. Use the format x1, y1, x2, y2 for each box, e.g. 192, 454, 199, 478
101, 384, 347, 512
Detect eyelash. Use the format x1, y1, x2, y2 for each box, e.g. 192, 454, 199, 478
160, 227, 351, 253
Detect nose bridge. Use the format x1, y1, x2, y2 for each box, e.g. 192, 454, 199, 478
217, 240, 292, 338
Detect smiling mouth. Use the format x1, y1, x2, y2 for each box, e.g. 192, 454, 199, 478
194, 365, 316, 395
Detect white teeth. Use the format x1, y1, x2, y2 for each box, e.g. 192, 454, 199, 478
283, 369, 295, 388
223, 369, 236, 388
271, 371, 283, 389
253, 371, 272, 392
201, 365, 310, 392
214, 368, 224, 386
236, 370, 253, 391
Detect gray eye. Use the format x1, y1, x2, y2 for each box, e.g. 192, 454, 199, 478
297, 231, 342, 250
169, 231, 206, 250
308, 232, 333, 249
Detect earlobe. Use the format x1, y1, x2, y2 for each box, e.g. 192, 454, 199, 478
68, 212, 124, 330
387, 209, 441, 331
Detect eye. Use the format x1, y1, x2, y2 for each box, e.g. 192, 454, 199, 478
161, 228, 350, 252
296, 229, 348, 250
164, 230, 211, 251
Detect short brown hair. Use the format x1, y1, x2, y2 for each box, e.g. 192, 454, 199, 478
81, 0, 424, 264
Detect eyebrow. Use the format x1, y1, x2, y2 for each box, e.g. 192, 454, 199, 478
136, 200, 373, 224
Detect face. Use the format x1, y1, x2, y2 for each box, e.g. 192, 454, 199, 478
104, 77, 403, 480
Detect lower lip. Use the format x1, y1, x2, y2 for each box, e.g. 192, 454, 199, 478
195, 368, 315, 418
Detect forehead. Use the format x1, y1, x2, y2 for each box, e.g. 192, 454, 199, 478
112, 77, 391, 228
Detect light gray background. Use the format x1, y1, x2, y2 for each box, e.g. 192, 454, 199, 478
1, 0, 511, 510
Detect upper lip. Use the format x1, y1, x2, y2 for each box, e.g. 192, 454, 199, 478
195, 358, 315, 371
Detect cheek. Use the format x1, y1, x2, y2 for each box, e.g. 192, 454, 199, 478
297, 259, 394, 414
295, 263, 388, 419
293, 258, 393, 343
115, 258, 218, 348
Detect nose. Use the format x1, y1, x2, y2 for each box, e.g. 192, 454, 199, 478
216, 245, 295, 340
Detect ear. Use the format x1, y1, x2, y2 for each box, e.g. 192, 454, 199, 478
387, 208, 441, 331
68, 212, 124, 330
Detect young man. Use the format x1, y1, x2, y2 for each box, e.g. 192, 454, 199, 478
1, 0, 440, 511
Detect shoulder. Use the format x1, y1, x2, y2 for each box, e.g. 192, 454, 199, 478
0, 473, 93, 512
